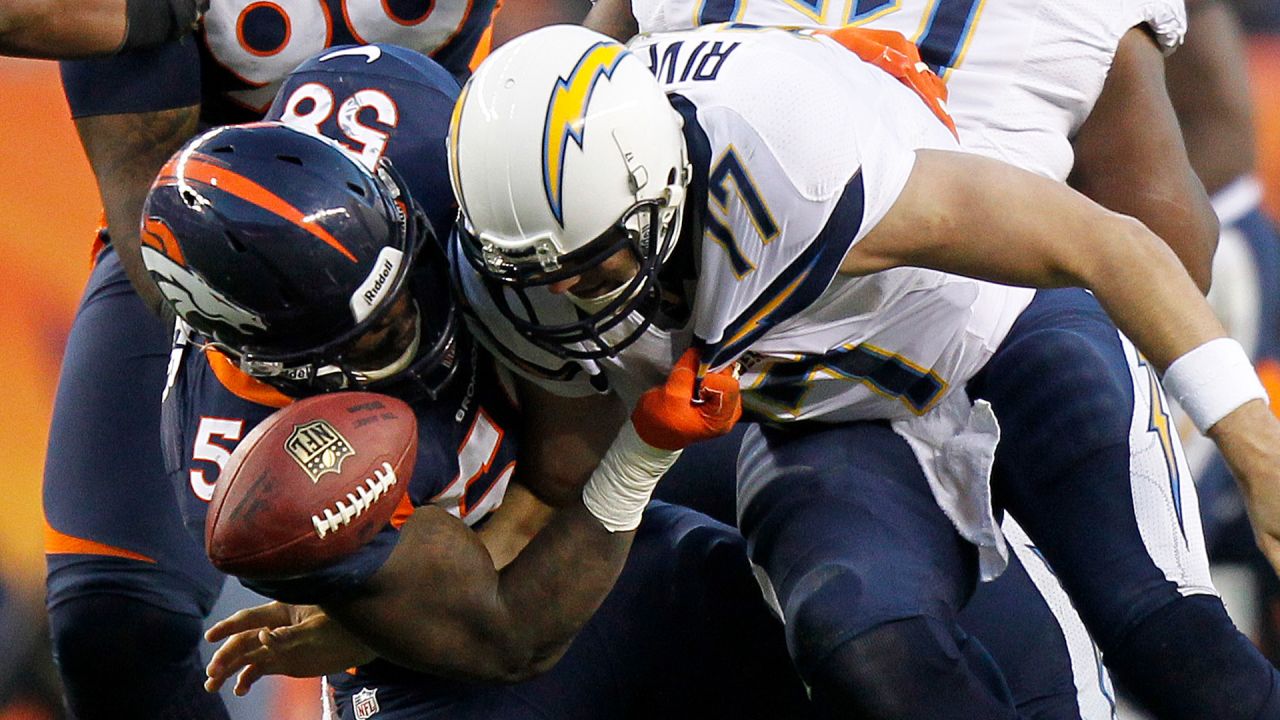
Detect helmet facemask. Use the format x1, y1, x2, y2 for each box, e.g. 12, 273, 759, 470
447, 27, 692, 362
458, 184, 685, 361
231, 165, 462, 401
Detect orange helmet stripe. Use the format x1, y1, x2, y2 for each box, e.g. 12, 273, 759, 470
157, 154, 360, 263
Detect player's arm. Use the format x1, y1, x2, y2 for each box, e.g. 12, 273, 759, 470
322, 361, 734, 681
204, 502, 628, 687
583, 0, 639, 42
76, 107, 199, 315
843, 148, 1280, 568
322, 500, 630, 682
1067, 25, 1218, 293
491, 0, 593, 48
64, 42, 202, 316
0, 0, 203, 58
1163, 0, 1257, 197
206, 356, 739, 685
204, 484, 559, 696
512, 377, 629, 506
847, 150, 1221, 370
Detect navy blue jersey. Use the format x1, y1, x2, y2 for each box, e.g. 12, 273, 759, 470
155, 42, 507, 602
62, 0, 494, 123
264, 44, 462, 242
160, 327, 519, 603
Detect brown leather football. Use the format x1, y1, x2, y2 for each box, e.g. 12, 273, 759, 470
205, 391, 416, 579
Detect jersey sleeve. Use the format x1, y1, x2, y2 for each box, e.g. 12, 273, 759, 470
1124, 0, 1188, 54
60, 35, 202, 118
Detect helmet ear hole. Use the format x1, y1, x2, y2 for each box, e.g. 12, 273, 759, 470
667, 168, 676, 185
346, 182, 367, 198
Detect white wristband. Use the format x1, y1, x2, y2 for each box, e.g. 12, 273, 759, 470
1162, 338, 1269, 433
582, 421, 682, 532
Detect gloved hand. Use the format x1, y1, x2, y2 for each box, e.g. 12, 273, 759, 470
631, 348, 743, 451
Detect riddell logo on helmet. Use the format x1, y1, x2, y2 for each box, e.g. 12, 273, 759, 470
351, 247, 404, 322
364, 259, 394, 304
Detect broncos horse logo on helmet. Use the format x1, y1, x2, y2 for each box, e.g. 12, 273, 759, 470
141, 121, 460, 400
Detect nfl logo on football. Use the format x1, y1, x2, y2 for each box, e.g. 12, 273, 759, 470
353, 687, 380, 720
285, 419, 356, 483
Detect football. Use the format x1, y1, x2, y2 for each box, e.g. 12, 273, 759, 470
205, 391, 417, 579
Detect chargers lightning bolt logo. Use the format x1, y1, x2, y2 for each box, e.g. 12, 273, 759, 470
542, 43, 628, 227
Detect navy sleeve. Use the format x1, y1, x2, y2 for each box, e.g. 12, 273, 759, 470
61, 34, 202, 118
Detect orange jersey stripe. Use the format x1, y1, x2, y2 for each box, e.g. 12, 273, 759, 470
89, 211, 109, 269
1258, 358, 1280, 418
389, 493, 415, 530
44, 521, 156, 563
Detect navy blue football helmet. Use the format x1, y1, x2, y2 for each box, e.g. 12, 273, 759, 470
141, 121, 460, 399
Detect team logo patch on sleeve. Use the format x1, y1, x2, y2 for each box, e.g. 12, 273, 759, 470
286, 420, 356, 483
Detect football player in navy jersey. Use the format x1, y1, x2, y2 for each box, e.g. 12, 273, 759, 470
141, 45, 810, 720
41, 4, 541, 718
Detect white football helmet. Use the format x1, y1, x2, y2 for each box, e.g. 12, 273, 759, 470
449, 25, 690, 359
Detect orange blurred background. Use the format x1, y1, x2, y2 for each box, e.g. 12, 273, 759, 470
2, 32, 1280, 717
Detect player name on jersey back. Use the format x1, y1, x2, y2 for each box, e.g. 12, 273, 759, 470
632, 0, 1186, 180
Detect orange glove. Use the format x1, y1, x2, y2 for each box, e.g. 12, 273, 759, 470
632, 348, 743, 451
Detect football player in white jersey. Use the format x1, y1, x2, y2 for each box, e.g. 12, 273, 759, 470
584, 0, 1219, 292
449, 25, 1280, 718
577, 1, 1216, 715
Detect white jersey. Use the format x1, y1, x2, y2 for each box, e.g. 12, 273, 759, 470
456, 26, 1034, 424
631, 0, 1187, 181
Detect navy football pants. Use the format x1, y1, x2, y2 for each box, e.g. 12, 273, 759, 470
44, 248, 226, 719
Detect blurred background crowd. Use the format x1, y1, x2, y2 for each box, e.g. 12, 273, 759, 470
2, 2, 1280, 717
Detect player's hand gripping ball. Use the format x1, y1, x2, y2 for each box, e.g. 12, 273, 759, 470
206, 392, 417, 579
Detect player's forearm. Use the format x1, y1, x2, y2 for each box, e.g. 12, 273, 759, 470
583, 0, 639, 42
322, 503, 631, 684
1073, 214, 1229, 373
490, 501, 634, 679
0, 0, 125, 58
75, 107, 199, 315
